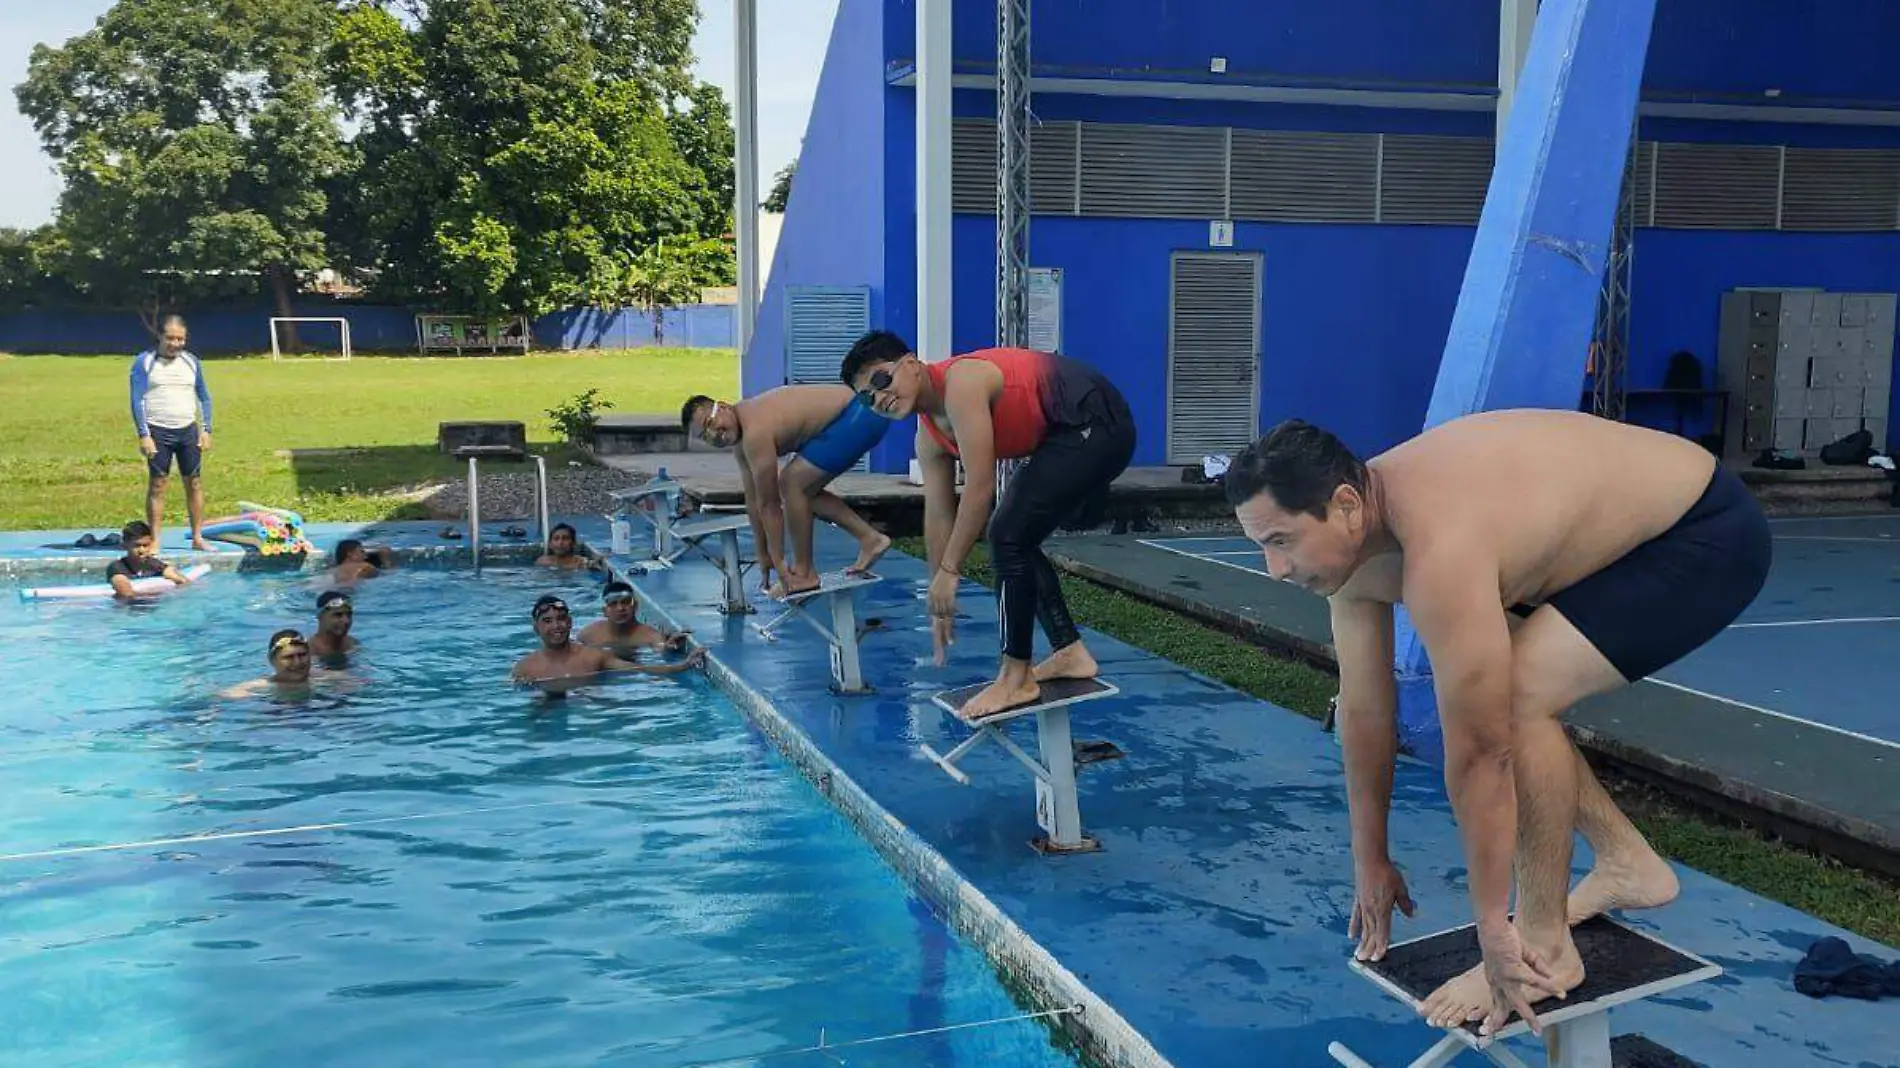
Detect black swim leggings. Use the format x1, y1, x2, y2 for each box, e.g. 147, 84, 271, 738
986, 390, 1136, 662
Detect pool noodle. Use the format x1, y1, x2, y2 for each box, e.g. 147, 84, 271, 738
18, 563, 213, 602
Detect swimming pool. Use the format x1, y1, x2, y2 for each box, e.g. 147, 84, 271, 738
0, 562, 1082, 1067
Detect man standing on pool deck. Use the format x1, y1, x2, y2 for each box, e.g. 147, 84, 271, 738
129, 315, 213, 550
1221, 409, 1771, 1040
841, 331, 1136, 722
682, 386, 892, 597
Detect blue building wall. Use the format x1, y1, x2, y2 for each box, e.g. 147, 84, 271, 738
0, 303, 737, 356
774, 1, 1900, 471
746, 0, 892, 405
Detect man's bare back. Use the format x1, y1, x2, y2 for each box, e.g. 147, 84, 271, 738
737, 385, 856, 456
1334, 410, 1718, 609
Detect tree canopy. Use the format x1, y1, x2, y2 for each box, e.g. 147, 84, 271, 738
9, 0, 736, 319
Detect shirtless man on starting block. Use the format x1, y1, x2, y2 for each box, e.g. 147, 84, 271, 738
1223, 409, 1771, 1040
682, 387, 892, 598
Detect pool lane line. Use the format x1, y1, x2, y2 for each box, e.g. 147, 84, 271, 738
0, 799, 578, 864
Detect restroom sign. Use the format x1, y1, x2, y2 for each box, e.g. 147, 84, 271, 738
1209, 220, 1234, 247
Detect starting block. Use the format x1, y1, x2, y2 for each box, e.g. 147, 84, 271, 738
659, 512, 755, 614
608, 480, 686, 560
1328, 916, 1721, 1068
920, 677, 1123, 855
752, 570, 884, 694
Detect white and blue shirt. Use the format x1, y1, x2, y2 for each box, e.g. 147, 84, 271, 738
129, 350, 213, 436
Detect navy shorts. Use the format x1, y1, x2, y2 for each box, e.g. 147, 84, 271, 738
796, 394, 890, 477
148, 423, 203, 479
1542, 464, 1772, 682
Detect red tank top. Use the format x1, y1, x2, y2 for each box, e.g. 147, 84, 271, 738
918, 348, 1050, 460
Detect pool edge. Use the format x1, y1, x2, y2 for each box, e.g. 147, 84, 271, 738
615, 560, 1172, 1068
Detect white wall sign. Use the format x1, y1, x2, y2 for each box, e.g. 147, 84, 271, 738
1209, 220, 1234, 247
1028, 267, 1063, 353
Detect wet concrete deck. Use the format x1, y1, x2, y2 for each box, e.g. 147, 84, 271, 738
610, 523, 1900, 1068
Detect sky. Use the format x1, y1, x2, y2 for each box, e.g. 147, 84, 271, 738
0, 0, 837, 230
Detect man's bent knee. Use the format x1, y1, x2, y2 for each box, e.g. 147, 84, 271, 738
781, 458, 836, 498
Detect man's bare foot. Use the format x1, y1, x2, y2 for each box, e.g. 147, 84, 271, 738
777, 571, 822, 598
191, 538, 212, 551
1566, 849, 1680, 926
1418, 935, 1584, 1031
1033, 642, 1099, 682
847, 532, 891, 575
959, 675, 1041, 723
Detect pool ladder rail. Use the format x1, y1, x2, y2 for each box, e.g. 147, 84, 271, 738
464, 452, 552, 567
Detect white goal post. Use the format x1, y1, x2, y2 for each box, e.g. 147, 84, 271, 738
269, 317, 353, 362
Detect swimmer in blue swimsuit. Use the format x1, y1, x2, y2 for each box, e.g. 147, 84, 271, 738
682, 385, 892, 597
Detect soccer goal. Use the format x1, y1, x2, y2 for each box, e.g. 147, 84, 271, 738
269, 317, 353, 361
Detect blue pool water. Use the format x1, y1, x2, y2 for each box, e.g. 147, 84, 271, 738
0, 564, 1080, 1067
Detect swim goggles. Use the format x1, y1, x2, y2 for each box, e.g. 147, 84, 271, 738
271, 633, 310, 654
532, 598, 570, 621
602, 589, 635, 605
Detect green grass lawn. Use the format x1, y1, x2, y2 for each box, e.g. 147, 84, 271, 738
0, 349, 737, 530
902, 538, 1900, 947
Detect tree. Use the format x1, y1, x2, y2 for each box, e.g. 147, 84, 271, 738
15, 0, 350, 332
328, 0, 721, 316
764, 157, 797, 214
0, 226, 87, 311
668, 81, 736, 236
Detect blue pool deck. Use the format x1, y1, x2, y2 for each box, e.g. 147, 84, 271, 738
7, 517, 1897, 1067
603, 524, 1900, 1068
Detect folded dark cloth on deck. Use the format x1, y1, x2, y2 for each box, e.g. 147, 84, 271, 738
1794, 937, 1900, 1000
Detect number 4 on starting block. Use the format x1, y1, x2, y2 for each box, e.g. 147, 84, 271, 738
1330, 915, 1720, 1068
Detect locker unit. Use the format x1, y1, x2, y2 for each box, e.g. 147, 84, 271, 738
1716, 289, 1894, 457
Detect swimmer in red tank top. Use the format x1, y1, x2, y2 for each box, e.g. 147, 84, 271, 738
841, 331, 1137, 721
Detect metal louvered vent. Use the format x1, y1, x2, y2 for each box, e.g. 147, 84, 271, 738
1653, 143, 1781, 229
1230, 130, 1379, 223
1081, 123, 1227, 219
951, 118, 1080, 216
1030, 121, 1080, 214
1630, 141, 1657, 226
785, 285, 869, 385
1379, 135, 1493, 224
784, 285, 871, 468
1781, 148, 1900, 231
951, 118, 997, 214
1167, 252, 1261, 464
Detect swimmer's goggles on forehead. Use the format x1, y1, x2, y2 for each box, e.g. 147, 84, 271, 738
602, 589, 635, 605
271, 633, 310, 654
532, 599, 570, 620
319, 598, 353, 614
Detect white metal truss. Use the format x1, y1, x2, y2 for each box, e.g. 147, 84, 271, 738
1590, 126, 1637, 421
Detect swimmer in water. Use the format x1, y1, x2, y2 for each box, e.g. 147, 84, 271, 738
330, 539, 394, 585
576, 580, 691, 657
219, 629, 316, 700
535, 523, 603, 572
511, 594, 705, 694
106, 520, 195, 600
310, 590, 360, 664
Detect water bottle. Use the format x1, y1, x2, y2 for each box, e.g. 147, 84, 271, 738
611, 515, 631, 555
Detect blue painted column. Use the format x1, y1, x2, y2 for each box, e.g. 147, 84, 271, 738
1393, 0, 1660, 764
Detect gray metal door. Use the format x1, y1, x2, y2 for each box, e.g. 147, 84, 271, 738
1167, 251, 1262, 464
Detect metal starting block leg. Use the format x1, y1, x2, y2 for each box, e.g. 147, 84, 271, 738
751, 570, 884, 694
658, 513, 756, 614
1328, 916, 1720, 1068
919, 678, 1121, 855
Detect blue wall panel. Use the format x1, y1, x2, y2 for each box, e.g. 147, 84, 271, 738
886, 1, 1900, 107
748, 0, 891, 401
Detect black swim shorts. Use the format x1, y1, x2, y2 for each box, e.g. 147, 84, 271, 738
1544, 464, 1772, 683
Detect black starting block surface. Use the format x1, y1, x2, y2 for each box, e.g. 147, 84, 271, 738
931, 676, 1117, 721
1360, 916, 1718, 1037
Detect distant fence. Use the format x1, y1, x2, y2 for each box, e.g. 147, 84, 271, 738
0, 302, 736, 355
